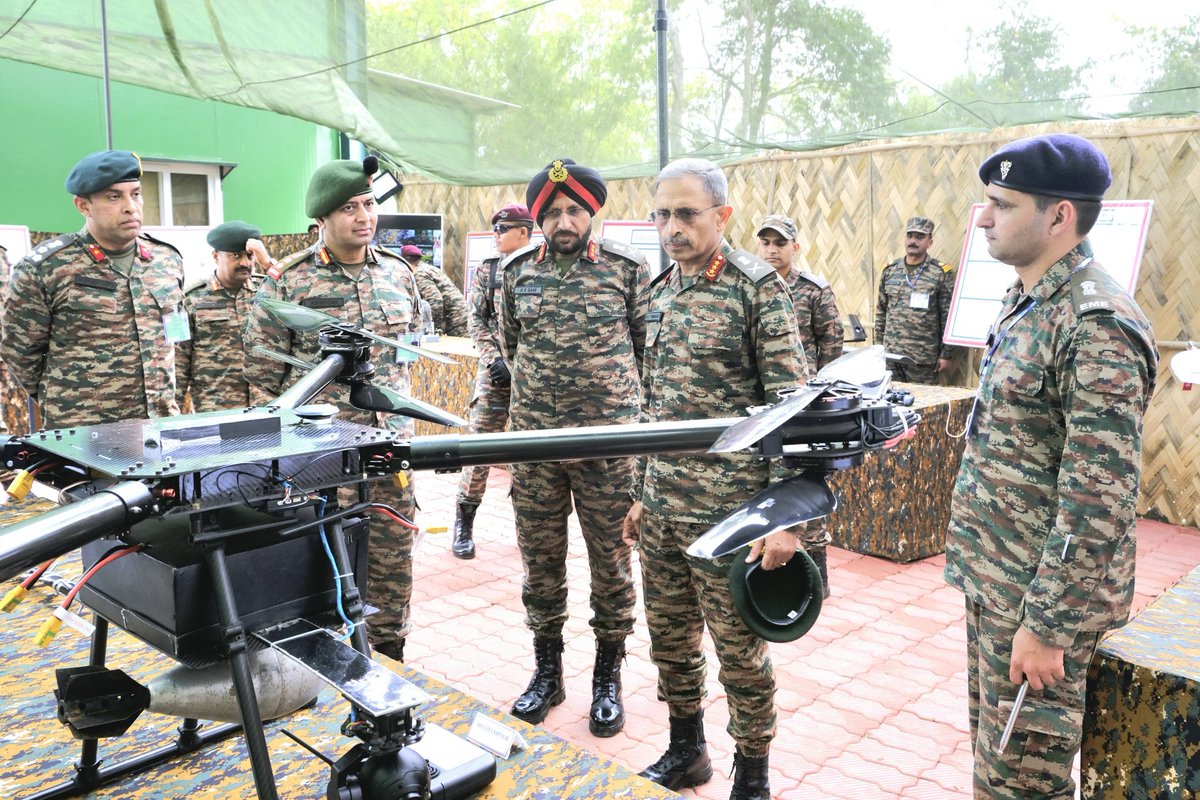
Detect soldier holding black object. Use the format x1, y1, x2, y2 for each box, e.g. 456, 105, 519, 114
0, 150, 186, 428
500, 159, 649, 737
243, 157, 422, 663
622, 158, 807, 800
450, 203, 533, 560
944, 134, 1157, 798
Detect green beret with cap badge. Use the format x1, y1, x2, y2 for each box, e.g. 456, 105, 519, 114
65, 150, 143, 196
305, 155, 378, 218
206, 220, 262, 252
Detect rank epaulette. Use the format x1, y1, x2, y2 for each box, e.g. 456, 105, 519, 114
726, 249, 776, 285
599, 238, 647, 266
930, 257, 953, 273
138, 231, 183, 258
270, 246, 316, 280
183, 276, 209, 296
501, 242, 539, 270
24, 234, 75, 267
797, 270, 830, 290
1071, 266, 1117, 316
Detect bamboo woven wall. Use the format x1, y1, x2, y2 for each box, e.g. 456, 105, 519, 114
401, 118, 1200, 527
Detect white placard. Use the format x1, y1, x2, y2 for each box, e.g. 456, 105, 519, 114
466, 711, 528, 758
943, 200, 1153, 348
0, 225, 32, 264
462, 230, 544, 302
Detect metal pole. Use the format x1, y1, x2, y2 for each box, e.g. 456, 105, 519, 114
100, 0, 113, 148
655, 0, 669, 169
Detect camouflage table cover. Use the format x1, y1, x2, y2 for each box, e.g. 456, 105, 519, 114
1082, 563, 1200, 799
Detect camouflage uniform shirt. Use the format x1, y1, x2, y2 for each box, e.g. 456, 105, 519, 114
243, 244, 421, 433
782, 267, 844, 374
638, 242, 808, 524
500, 238, 649, 430
468, 255, 507, 400
875, 254, 956, 365
177, 272, 258, 413
0, 229, 185, 427
944, 244, 1157, 648
415, 263, 469, 337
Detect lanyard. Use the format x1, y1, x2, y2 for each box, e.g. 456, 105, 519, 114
904, 261, 927, 291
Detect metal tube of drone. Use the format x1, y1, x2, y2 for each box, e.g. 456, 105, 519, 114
271, 353, 347, 409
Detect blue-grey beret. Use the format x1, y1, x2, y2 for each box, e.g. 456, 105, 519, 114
206, 220, 262, 252
65, 150, 143, 196
978, 134, 1111, 202
305, 156, 378, 218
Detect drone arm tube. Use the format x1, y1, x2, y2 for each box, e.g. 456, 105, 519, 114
271, 354, 347, 409
0, 481, 154, 582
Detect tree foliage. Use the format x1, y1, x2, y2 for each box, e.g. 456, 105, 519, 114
1129, 17, 1200, 116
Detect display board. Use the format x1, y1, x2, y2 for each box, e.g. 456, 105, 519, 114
0, 225, 32, 266
377, 213, 444, 267
943, 200, 1153, 348
599, 220, 663, 275
462, 230, 544, 302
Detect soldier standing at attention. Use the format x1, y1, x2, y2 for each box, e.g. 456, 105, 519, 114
0, 150, 187, 428
450, 203, 533, 560
875, 216, 956, 383
500, 159, 649, 737
945, 134, 1156, 799
243, 156, 422, 663
622, 158, 807, 800
755, 212, 843, 596
177, 220, 272, 412
397, 244, 469, 337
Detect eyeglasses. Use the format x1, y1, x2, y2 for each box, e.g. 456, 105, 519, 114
649, 204, 722, 224
540, 205, 589, 221
493, 223, 529, 234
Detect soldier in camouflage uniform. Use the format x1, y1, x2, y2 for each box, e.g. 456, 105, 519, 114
243, 157, 422, 663
944, 134, 1157, 799
450, 203, 533, 559
398, 244, 469, 337
0, 150, 186, 429
875, 216, 956, 383
500, 159, 649, 737
755, 213, 843, 597
623, 158, 808, 800
177, 220, 271, 413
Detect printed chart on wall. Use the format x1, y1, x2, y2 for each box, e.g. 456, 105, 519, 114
943, 200, 1153, 348
463, 231, 544, 302
600, 220, 663, 276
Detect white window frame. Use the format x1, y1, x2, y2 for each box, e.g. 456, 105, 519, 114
139, 159, 224, 228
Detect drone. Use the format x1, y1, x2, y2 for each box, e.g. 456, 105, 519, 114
0, 301, 921, 800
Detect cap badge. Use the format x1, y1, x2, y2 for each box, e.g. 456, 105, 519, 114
548, 160, 569, 183
1000, 160, 1012, 180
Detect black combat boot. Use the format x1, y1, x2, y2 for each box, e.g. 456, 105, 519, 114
510, 636, 565, 724
589, 639, 625, 737
452, 501, 478, 560
638, 711, 713, 790
729, 750, 770, 800
808, 545, 831, 599
372, 637, 405, 663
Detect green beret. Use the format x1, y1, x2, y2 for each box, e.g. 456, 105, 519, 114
728, 547, 823, 642
65, 150, 142, 196
206, 220, 262, 252
305, 155, 378, 218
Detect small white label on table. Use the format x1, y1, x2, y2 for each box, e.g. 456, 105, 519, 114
466, 712, 528, 758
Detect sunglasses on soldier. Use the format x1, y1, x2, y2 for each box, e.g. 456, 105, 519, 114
493, 223, 529, 234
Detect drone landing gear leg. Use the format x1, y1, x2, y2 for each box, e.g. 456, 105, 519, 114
206, 544, 279, 800
325, 518, 372, 657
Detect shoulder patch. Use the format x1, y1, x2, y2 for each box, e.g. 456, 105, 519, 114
501, 242, 539, 270
727, 249, 777, 285
24, 234, 76, 267
797, 270, 830, 290
1071, 266, 1119, 316
271, 245, 316, 278
599, 238, 646, 265
933, 258, 954, 273
138, 232, 183, 257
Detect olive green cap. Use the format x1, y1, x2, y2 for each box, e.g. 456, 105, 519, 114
305, 155, 378, 218
206, 220, 262, 252
728, 547, 823, 642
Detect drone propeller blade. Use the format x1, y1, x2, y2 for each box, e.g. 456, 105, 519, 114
708, 383, 826, 454
817, 344, 888, 385
251, 345, 319, 372
348, 383, 467, 427
355, 329, 457, 365
686, 474, 837, 560
258, 298, 340, 332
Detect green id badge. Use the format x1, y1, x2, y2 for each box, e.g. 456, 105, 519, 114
163, 309, 192, 344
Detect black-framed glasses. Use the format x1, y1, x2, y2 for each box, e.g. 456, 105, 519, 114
493, 223, 529, 234
649, 204, 722, 224
540, 206, 589, 221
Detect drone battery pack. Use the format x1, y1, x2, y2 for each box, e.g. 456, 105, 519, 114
78, 507, 369, 668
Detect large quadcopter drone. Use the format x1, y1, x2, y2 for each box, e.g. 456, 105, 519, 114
0, 301, 921, 800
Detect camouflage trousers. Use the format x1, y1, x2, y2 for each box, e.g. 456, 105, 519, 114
892, 361, 939, 384
456, 382, 511, 504
340, 472, 416, 649
640, 511, 776, 758
965, 597, 1101, 799
509, 457, 636, 641
789, 520, 832, 548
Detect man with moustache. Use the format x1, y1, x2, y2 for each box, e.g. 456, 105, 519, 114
1, 149, 187, 428
623, 158, 807, 800
500, 159, 649, 737
177, 220, 273, 412
450, 203, 534, 559
243, 156, 422, 663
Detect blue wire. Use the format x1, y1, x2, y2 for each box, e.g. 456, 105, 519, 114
314, 494, 355, 640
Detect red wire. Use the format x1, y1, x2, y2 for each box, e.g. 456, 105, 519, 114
371, 507, 418, 531
62, 545, 144, 609
20, 558, 56, 590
